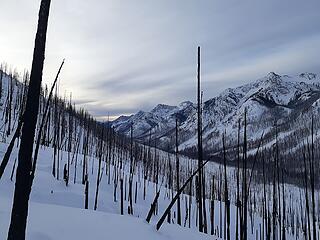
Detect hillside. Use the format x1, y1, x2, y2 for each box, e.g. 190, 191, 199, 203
0, 143, 214, 240
0, 65, 316, 240
0, 69, 217, 239
1, 68, 312, 240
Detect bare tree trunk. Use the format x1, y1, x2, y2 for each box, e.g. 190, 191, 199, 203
263, 154, 270, 240
120, 178, 124, 215
223, 133, 230, 240
281, 170, 286, 240
7, 1, 51, 239
146, 189, 161, 223
32, 60, 65, 180
156, 160, 209, 231
210, 175, 215, 235
94, 128, 104, 210
236, 119, 241, 240
242, 110, 248, 240
85, 175, 89, 209
304, 146, 312, 240
0, 117, 23, 180
0, 64, 3, 101
10, 158, 17, 181
310, 117, 317, 240
196, 46, 203, 233
175, 118, 181, 225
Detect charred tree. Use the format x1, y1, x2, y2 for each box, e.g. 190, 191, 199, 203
175, 118, 181, 225
7, 0, 52, 239
196, 46, 203, 233
223, 133, 230, 240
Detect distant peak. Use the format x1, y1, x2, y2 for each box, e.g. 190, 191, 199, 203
267, 72, 281, 78
117, 115, 130, 120
136, 110, 145, 116
299, 72, 317, 80
179, 101, 193, 108
155, 103, 171, 108
151, 103, 176, 112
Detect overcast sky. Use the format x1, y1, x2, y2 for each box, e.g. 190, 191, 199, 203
1, 0, 320, 120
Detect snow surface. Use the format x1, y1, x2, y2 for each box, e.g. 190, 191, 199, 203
1, 200, 213, 240
0, 138, 308, 240
0, 142, 213, 240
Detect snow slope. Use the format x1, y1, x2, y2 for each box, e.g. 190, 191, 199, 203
0, 71, 214, 240
0, 137, 309, 240
0, 142, 214, 240
0, 200, 212, 240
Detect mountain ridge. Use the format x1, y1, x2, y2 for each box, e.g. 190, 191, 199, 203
112, 72, 320, 157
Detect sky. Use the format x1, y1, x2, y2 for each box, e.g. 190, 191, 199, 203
1, 0, 320, 120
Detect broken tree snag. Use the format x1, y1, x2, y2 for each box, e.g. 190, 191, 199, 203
0, 117, 23, 180
120, 178, 124, 215
10, 158, 17, 182
94, 126, 104, 211
7, 0, 52, 239
85, 175, 89, 209
146, 189, 161, 223
156, 160, 209, 231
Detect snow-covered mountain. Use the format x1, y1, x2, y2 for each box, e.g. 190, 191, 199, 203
112, 101, 194, 140
112, 72, 320, 156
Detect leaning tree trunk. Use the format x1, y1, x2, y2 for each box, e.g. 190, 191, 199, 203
156, 160, 210, 231
0, 116, 23, 180
7, 1, 51, 239
32, 59, 65, 179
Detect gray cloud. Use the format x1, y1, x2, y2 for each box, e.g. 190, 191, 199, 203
1, 0, 320, 120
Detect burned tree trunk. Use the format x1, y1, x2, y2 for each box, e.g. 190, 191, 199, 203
303, 146, 311, 240
146, 189, 161, 223
223, 133, 230, 240
0, 64, 3, 101
85, 175, 89, 209
242, 110, 248, 240
0, 117, 23, 180
236, 119, 241, 240
32, 60, 65, 181
196, 46, 203, 233
310, 117, 317, 240
7, 0, 52, 239
156, 159, 210, 231
175, 118, 181, 225
94, 127, 104, 210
